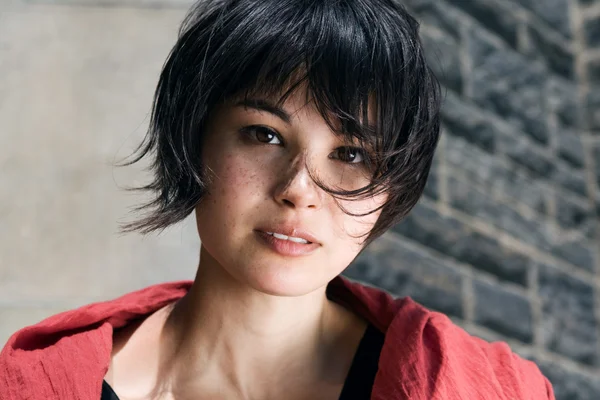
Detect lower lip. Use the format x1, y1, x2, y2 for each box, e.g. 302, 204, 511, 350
255, 231, 320, 256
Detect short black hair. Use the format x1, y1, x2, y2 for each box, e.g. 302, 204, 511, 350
120, 0, 441, 246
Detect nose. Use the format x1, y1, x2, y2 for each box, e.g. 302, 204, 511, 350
273, 154, 322, 210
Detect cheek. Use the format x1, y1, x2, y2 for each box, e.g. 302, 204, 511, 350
334, 195, 385, 241
196, 153, 268, 243
211, 154, 266, 200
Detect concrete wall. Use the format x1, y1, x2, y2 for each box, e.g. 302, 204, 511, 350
0, 0, 200, 340
1, 0, 599, 398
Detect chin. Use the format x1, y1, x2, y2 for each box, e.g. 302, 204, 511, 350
241, 262, 330, 298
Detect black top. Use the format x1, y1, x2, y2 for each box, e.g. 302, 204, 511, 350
101, 381, 119, 400
101, 324, 384, 400
337, 323, 385, 399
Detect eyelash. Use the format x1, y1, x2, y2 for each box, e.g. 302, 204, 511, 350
240, 125, 370, 165
241, 125, 283, 145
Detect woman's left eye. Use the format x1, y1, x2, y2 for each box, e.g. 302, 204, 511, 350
330, 146, 367, 164
242, 125, 282, 145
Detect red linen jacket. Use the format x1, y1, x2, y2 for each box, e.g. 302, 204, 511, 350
0, 276, 554, 399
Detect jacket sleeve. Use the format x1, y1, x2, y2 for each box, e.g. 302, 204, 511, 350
399, 311, 556, 400
481, 339, 555, 400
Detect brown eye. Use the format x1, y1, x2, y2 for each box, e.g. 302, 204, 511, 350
331, 146, 366, 164
243, 125, 282, 145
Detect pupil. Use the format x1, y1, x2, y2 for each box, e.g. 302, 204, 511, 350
257, 128, 272, 142
345, 148, 355, 161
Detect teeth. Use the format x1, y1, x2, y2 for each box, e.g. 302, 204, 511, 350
288, 236, 309, 244
266, 232, 310, 244
272, 232, 288, 240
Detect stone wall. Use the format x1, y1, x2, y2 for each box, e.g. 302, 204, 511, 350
345, 1, 600, 398
0, 0, 598, 398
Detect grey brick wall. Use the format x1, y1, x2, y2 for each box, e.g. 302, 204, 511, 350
344, 1, 600, 398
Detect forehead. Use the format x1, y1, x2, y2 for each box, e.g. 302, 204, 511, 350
226, 83, 378, 135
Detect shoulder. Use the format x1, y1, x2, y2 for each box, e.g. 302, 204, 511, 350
0, 281, 192, 399
377, 298, 555, 400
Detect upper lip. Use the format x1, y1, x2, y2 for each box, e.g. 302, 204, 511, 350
256, 224, 321, 244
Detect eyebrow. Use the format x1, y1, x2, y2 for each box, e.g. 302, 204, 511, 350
234, 99, 292, 125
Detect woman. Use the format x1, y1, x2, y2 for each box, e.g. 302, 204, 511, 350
1, 0, 554, 399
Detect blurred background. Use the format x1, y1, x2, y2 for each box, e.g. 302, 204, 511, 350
1, 0, 599, 398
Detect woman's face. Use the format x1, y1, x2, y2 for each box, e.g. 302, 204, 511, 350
195, 89, 386, 296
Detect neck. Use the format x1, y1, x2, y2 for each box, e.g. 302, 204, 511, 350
158, 245, 362, 399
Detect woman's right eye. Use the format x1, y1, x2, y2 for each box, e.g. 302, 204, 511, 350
242, 125, 282, 145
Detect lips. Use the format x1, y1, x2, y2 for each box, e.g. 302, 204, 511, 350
264, 232, 311, 244
255, 230, 321, 257
255, 225, 320, 245
254, 224, 322, 257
